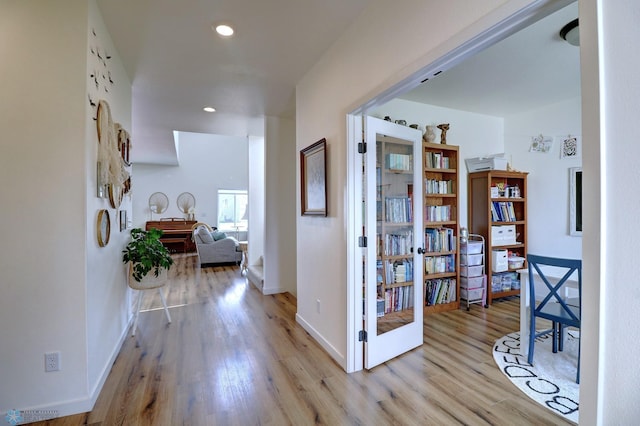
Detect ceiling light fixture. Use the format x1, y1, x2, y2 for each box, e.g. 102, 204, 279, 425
559, 19, 579, 46
203, 106, 216, 112
214, 24, 234, 37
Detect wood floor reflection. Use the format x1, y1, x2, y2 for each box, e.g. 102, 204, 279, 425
35, 254, 571, 425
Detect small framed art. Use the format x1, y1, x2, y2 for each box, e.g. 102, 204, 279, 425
300, 138, 327, 216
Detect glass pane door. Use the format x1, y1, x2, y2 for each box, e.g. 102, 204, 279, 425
364, 116, 423, 369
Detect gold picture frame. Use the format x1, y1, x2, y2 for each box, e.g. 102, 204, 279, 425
97, 209, 111, 247
300, 138, 327, 216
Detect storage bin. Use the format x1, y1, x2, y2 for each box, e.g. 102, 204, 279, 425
461, 275, 485, 289
461, 265, 483, 277
508, 256, 525, 269
461, 287, 484, 301
491, 225, 516, 246
461, 253, 483, 266
491, 275, 503, 293
501, 274, 512, 291
460, 241, 483, 254
491, 249, 508, 272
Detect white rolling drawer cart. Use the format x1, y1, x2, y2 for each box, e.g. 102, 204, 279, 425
460, 234, 486, 310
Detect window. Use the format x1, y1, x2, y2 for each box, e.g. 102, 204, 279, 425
217, 190, 248, 232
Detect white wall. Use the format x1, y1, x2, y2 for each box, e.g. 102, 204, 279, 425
131, 132, 248, 230
296, 0, 519, 369
505, 97, 582, 259
587, 0, 640, 422
248, 135, 265, 271
264, 116, 297, 295
0, 0, 132, 417
85, 0, 133, 402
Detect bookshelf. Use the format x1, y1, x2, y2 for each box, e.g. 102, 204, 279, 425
423, 142, 460, 314
467, 170, 528, 305
376, 136, 416, 321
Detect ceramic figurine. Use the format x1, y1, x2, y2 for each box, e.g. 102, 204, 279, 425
423, 125, 436, 143
437, 123, 450, 144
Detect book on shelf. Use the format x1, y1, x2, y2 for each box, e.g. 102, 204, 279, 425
425, 152, 451, 169
385, 153, 412, 171
425, 205, 451, 222
385, 196, 413, 223
491, 201, 517, 222
424, 254, 455, 275
425, 228, 455, 252
425, 179, 454, 195
424, 278, 457, 306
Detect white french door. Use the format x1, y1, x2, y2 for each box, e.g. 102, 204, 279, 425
364, 116, 424, 369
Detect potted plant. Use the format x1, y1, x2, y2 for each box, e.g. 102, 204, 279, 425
122, 228, 173, 286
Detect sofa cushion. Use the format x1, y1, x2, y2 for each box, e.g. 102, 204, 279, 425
197, 226, 214, 243
212, 231, 227, 241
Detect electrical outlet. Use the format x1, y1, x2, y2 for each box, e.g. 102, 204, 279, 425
44, 352, 60, 372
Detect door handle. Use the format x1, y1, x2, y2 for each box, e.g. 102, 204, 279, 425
417, 247, 425, 254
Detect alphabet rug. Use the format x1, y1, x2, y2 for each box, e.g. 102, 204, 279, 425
493, 331, 579, 424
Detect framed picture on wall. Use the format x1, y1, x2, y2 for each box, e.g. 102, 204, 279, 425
300, 138, 327, 216
119, 209, 127, 232
569, 167, 582, 236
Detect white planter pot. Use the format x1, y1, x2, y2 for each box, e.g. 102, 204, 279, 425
128, 263, 169, 290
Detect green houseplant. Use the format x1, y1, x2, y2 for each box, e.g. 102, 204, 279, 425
122, 228, 174, 283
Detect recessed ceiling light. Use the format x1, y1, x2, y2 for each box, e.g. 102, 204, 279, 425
214, 24, 234, 37
203, 106, 216, 112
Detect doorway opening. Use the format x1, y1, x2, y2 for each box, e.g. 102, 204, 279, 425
347, 0, 580, 372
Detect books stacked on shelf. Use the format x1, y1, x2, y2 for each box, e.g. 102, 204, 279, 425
384, 259, 413, 283
425, 152, 451, 169
385, 153, 412, 171
384, 229, 414, 256
425, 179, 454, 195
385, 196, 413, 223
425, 228, 455, 252
491, 201, 517, 222
424, 254, 455, 275
425, 205, 452, 222
384, 285, 414, 313
425, 278, 457, 306
376, 260, 384, 283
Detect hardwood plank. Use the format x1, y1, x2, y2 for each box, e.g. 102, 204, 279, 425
33, 254, 572, 426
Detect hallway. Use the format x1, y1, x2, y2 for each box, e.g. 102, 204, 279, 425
36, 254, 569, 425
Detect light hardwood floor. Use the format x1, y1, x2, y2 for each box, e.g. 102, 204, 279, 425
35, 254, 571, 425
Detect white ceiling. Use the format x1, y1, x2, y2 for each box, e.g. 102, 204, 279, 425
399, 2, 580, 116
96, 0, 370, 164
97, 1, 579, 165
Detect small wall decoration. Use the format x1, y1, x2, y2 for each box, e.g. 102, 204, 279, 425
300, 138, 327, 216
97, 209, 111, 247
569, 167, 582, 236
529, 134, 553, 153
120, 210, 127, 232
560, 135, 581, 160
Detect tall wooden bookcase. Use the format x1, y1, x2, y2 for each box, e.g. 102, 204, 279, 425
423, 142, 460, 314
467, 170, 528, 305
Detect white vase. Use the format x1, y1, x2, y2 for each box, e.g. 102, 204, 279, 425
423, 125, 436, 143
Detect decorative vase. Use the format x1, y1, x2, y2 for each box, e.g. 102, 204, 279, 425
423, 125, 436, 143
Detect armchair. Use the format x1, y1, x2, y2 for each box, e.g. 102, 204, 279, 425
192, 224, 243, 266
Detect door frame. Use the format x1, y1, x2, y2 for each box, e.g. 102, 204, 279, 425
345, 0, 575, 373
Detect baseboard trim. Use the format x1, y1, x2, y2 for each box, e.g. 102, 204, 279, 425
295, 313, 346, 371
